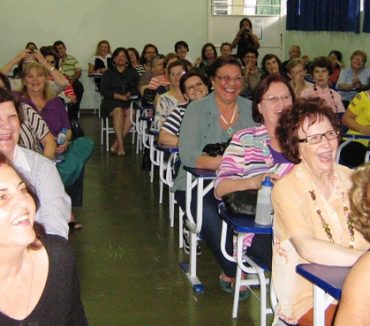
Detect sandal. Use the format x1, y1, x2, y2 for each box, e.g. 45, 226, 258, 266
219, 277, 251, 301
68, 221, 83, 230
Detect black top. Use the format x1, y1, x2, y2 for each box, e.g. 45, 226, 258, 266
0, 235, 88, 326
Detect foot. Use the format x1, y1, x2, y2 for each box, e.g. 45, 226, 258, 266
68, 221, 83, 230
117, 151, 126, 156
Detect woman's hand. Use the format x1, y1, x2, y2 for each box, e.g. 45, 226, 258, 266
250, 173, 280, 189
56, 140, 70, 154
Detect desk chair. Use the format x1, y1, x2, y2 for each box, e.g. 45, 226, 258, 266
218, 202, 273, 325
100, 117, 114, 151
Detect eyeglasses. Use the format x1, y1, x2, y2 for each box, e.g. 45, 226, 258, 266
298, 129, 339, 145
186, 81, 205, 92
215, 75, 243, 83
261, 95, 292, 104
170, 71, 185, 77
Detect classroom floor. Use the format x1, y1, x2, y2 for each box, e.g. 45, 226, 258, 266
69, 113, 272, 326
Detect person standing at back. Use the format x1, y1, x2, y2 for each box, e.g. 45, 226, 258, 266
53, 40, 84, 120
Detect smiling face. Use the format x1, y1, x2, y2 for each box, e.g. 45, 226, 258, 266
351, 54, 365, 72
258, 82, 293, 130
24, 67, 47, 95
176, 46, 188, 60
243, 52, 257, 67
313, 67, 329, 88
0, 164, 36, 248
168, 65, 185, 88
184, 76, 208, 101
0, 101, 20, 159
205, 46, 216, 61
289, 63, 306, 82
114, 51, 127, 68
99, 42, 109, 57
298, 116, 338, 175
211, 64, 243, 104
221, 45, 232, 58
127, 50, 137, 66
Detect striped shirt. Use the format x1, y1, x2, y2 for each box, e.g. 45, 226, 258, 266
152, 92, 181, 131
215, 124, 294, 198
147, 75, 169, 90
13, 146, 70, 239
160, 105, 186, 136
19, 104, 50, 154
60, 54, 81, 79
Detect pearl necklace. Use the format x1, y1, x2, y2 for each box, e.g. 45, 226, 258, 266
308, 170, 355, 248
219, 104, 237, 136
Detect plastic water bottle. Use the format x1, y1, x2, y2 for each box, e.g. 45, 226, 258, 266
255, 176, 273, 225
56, 128, 68, 145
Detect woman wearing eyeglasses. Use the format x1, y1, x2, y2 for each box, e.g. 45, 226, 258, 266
173, 56, 253, 274
271, 98, 369, 326
214, 75, 295, 299
151, 60, 188, 131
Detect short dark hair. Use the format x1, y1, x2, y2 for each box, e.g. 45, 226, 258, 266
261, 54, 282, 75
53, 40, 65, 48
40, 46, 60, 70
179, 70, 209, 94
252, 74, 295, 123
112, 47, 132, 68
0, 88, 23, 123
328, 50, 343, 63
207, 56, 242, 79
242, 48, 259, 59
201, 43, 218, 62
311, 56, 333, 76
277, 97, 341, 164
175, 41, 189, 52
220, 42, 232, 50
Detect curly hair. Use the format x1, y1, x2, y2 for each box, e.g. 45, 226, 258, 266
277, 97, 341, 164
349, 164, 370, 242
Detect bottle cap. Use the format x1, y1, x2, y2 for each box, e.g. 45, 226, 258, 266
262, 176, 273, 187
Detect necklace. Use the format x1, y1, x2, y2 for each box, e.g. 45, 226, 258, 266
220, 104, 237, 136
308, 172, 355, 248
313, 84, 339, 112
0, 250, 34, 317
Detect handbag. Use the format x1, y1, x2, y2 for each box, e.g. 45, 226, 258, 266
222, 189, 258, 215
202, 139, 230, 157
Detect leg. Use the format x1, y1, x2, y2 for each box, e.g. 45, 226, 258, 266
110, 107, 125, 155
122, 107, 133, 138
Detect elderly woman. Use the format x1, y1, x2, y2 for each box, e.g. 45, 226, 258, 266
272, 98, 370, 325
173, 56, 254, 265
301, 56, 345, 113
335, 165, 370, 325
337, 50, 370, 106
231, 17, 260, 62
287, 58, 312, 98
158, 70, 209, 146
0, 152, 87, 325
0, 88, 70, 238
214, 75, 295, 298
151, 60, 188, 131
100, 47, 140, 155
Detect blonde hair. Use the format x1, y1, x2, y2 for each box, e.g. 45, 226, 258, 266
349, 164, 370, 242
21, 61, 55, 101
95, 40, 111, 56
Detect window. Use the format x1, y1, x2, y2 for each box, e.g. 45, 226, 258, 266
211, 0, 281, 16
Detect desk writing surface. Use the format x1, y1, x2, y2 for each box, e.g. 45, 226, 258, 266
296, 264, 350, 300
156, 144, 179, 153
183, 166, 216, 179
218, 203, 272, 234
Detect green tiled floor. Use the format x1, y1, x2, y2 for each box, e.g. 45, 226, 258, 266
70, 114, 272, 326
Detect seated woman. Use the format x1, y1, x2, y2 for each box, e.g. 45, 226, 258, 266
151, 60, 188, 131
158, 70, 209, 146
261, 53, 285, 80
194, 43, 218, 76
0, 72, 56, 159
328, 50, 343, 88
127, 47, 146, 76
100, 47, 140, 155
340, 89, 370, 167
335, 165, 370, 325
240, 48, 261, 99
172, 56, 254, 267
139, 43, 159, 72
287, 58, 312, 98
214, 75, 295, 298
20, 62, 92, 230
337, 50, 370, 107
219, 42, 233, 58
301, 56, 345, 113
272, 98, 369, 325
0, 153, 87, 325
139, 54, 165, 97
